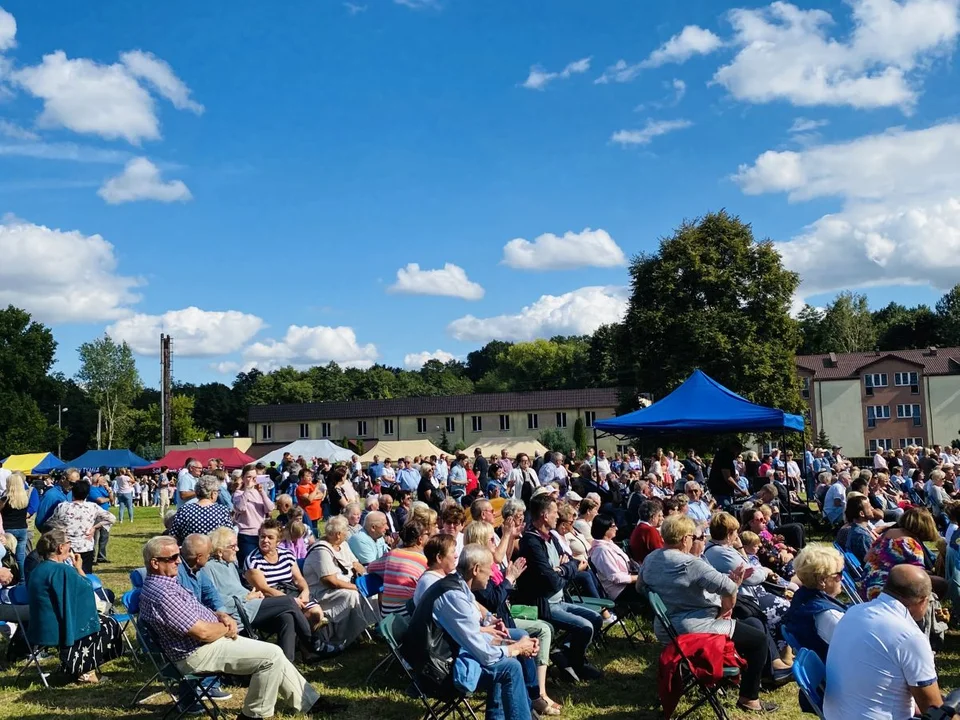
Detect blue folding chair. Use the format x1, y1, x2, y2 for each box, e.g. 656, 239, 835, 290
113, 588, 142, 665
355, 572, 383, 641
793, 648, 827, 720
842, 552, 863, 579
780, 625, 800, 652
841, 570, 863, 604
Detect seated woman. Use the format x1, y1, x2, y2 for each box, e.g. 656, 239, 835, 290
862, 506, 946, 600
557, 503, 603, 599
740, 505, 795, 581
202, 527, 322, 662
639, 515, 780, 714
781, 545, 847, 660
27, 530, 123, 683
343, 502, 363, 538
303, 515, 381, 649
587, 514, 644, 605
367, 519, 429, 615
463, 521, 560, 716
244, 519, 325, 630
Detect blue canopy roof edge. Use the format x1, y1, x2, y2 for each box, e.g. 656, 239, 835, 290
31, 453, 67, 474
593, 369, 805, 436
66, 449, 151, 469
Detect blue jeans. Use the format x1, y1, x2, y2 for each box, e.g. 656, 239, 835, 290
237, 533, 259, 569
574, 569, 601, 598
548, 601, 601, 670
117, 493, 135, 522
476, 656, 530, 720
506, 628, 539, 701
8, 528, 27, 583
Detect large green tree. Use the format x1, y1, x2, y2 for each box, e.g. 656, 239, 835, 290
76, 336, 142, 449
819, 292, 877, 353
618, 211, 803, 415
0, 306, 57, 455
936, 285, 960, 347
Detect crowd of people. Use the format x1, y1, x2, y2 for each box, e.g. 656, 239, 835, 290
3, 439, 960, 719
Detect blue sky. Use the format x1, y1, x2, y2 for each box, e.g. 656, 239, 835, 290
1, 0, 958, 388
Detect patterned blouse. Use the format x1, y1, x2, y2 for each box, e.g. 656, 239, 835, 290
169, 501, 235, 544
861, 534, 929, 601
50, 500, 116, 553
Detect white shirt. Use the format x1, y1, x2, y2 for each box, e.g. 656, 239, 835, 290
824, 482, 847, 522
0, 468, 10, 495
596, 458, 611, 476
874, 453, 888, 470
824, 593, 937, 720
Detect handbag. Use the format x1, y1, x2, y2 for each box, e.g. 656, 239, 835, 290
509, 604, 538, 620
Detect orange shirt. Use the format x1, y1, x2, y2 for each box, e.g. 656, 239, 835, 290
296, 482, 323, 521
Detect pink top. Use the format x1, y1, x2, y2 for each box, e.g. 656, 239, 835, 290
232, 487, 275, 535
587, 537, 635, 600
280, 537, 308, 559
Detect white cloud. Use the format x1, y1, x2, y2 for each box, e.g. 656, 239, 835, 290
522, 57, 591, 90
388, 263, 485, 300
212, 361, 241, 375
789, 117, 828, 134
735, 120, 960, 298
502, 228, 626, 270
14, 49, 201, 144
404, 349, 457, 369
394, 0, 438, 8
0, 141, 130, 163
611, 119, 693, 146
713, 0, 960, 110
448, 286, 628, 343
0, 216, 139, 323
98, 157, 191, 204
671, 78, 687, 103
344, 2, 367, 13
243, 325, 378, 371
0, 119, 37, 140
107, 307, 264, 357
0, 7, 15, 52
596, 25, 721, 84
119, 51, 204, 115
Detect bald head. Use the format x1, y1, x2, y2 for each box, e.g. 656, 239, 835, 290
884, 564, 932, 618
181, 533, 211, 567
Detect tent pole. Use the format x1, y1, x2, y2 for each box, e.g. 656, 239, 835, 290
592, 426, 599, 468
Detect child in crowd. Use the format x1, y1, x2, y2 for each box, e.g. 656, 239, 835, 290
279, 516, 311, 559
741, 531, 796, 592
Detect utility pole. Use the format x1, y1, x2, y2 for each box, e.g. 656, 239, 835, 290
161, 334, 172, 454
57, 404, 68, 457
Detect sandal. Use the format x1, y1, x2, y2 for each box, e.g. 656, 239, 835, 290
736, 700, 779, 713
533, 698, 561, 716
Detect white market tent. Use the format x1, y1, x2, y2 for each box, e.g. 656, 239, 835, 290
465, 437, 550, 459
255, 439, 355, 466
359, 439, 445, 463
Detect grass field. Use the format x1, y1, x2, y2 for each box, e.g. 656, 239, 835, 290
0, 508, 952, 720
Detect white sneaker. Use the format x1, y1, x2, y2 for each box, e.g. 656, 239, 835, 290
602, 613, 618, 628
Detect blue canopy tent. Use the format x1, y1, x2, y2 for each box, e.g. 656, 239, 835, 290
594, 370, 805, 436
67, 449, 150, 470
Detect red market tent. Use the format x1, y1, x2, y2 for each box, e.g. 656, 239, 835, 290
137, 447, 256, 472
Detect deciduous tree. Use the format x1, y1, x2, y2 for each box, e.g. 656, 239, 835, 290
76, 336, 142, 449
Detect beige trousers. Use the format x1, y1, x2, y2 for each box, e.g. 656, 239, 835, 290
177, 636, 318, 718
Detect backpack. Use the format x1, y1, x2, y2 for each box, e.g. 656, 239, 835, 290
401, 575, 462, 694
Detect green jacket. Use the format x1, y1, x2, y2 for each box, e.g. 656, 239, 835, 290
27, 560, 100, 648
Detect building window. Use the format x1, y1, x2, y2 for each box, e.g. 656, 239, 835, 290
867, 405, 889, 427
299, 423, 310, 439
321, 422, 331, 438
900, 437, 924, 448
383, 418, 394, 436
261, 424, 272, 440
616, 444, 630, 455
357, 420, 367, 437
471, 415, 482, 433
895, 371, 919, 387
801, 377, 810, 399
445, 416, 455, 433
762, 441, 779, 455
527, 413, 538, 430
416, 417, 427, 434
869, 438, 893, 452
556, 412, 567, 428
864, 373, 888, 395
584, 411, 597, 427
499, 414, 510, 432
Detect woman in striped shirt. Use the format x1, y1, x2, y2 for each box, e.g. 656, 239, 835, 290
245, 519, 325, 630
367, 520, 429, 614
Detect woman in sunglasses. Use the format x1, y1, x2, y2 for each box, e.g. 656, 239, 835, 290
781, 545, 847, 663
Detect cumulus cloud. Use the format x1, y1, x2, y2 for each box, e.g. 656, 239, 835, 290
789, 117, 828, 134
713, 0, 960, 110
734, 120, 960, 299
596, 25, 721, 83
611, 119, 693, 146
0, 141, 130, 163
0, 119, 37, 140
389, 263, 485, 300
502, 228, 626, 270
98, 157, 191, 204
404, 349, 457, 369
242, 325, 378, 371
107, 307, 264, 357
448, 286, 628, 343
0, 7, 15, 52
0, 216, 139, 323
14, 48, 201, 144
522, 57, 591, 90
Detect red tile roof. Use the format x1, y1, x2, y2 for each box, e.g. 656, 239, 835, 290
796, 348, 960, 380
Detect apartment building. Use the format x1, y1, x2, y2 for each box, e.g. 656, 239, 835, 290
796, 347, 960, 455
247, 388, 622, 455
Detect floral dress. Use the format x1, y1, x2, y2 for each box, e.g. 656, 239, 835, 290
755, 529, 796, 581
861, 535, 929, 601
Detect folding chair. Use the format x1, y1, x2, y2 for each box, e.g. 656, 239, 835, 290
4, 583, 50, 687
233, 596, 259, 640
646, 590, 739, 720
134, 619, 223, 720
792, 648, 827, 720
561, 582, 614, 650
585, 558, 646, 646
780, 625, 800, 653
842, 551, 863, 580
111, 588, 141, 665
840, 570, 863, 605
356, 572, 383, 641
378, 612, 482, 720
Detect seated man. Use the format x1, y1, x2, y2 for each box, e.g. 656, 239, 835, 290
404, 543, 539, 720
824, 565, 945, 720
513, 493, 603, 681
139, 535, 341, 720
347, 511, 388, 565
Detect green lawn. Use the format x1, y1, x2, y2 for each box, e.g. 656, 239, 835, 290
0, 508, 942, 719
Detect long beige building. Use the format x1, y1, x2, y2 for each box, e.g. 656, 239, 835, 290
797, 347, 960, 455
247, 388, 624, 455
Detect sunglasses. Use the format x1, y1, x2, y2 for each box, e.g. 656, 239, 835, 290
154, 554, 181, 564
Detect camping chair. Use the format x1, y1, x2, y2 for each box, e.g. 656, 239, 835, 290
562, 582, 614, 650
840, 570, 863, 605
585, 558, 646, 646
378, 611, 482, 720
233, 597, 259, 641
2, 583, 50, 687
842, 551, 863, 580
112, 588, 142, 665
356, 572, 383, 641
793, 648, 827, 720
135, 618, 223, 720
646, 590, 739, 720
